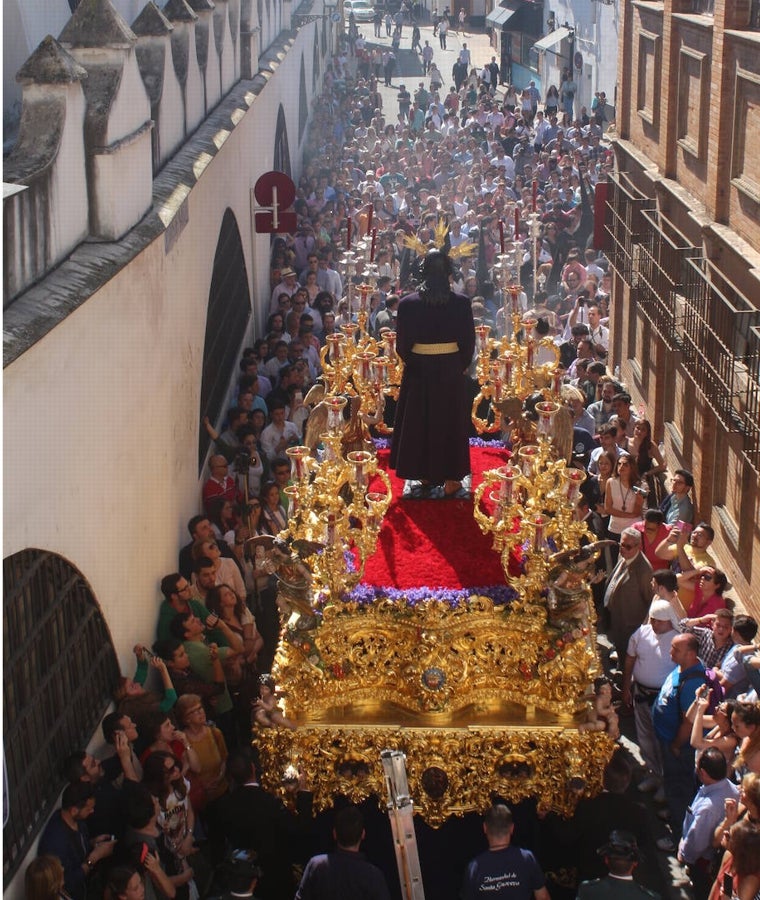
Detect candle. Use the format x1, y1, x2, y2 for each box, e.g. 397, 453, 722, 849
532, 179, 538, 211
498, 219, 505, 253
370, 228, 377, 262
533, 514, 544, 547
366, 204, 373, 236
526, 337, 535, 369
326, 513, 336, 547
514, 206, 520, 237
346, 216, 351, 251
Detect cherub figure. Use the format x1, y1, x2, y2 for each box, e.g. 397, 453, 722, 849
578, 675, 620, 740
252, 674, 297, 731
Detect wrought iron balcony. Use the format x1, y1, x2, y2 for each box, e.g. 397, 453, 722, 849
681, 258, 760, 473
604, 172, 760, 475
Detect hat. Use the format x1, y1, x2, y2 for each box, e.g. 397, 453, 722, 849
649, 599, 675, 621
597, 830, 640, 862
280, 267, 296, 277
649, 598, 681, 630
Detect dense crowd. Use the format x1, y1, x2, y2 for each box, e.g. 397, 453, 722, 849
25, 24, 760, 900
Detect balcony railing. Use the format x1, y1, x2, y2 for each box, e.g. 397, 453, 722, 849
680, 258, 760, 472
605, 173, 760, 475
637, 208, 702, 347
604, 172, 655, 287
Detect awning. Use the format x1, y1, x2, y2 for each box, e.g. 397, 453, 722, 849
533, 26, 572, 52
485, 2, 520, 28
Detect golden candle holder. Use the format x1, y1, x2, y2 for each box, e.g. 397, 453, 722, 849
277, 432, 393, 603
473, 429, 593, 606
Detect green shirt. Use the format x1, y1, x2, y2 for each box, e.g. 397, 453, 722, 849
183, 640, 233, 715
156, 598, 226, 645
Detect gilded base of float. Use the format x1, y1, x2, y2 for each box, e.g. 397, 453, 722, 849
256, 722, 615, 827
257, 591, 613, 825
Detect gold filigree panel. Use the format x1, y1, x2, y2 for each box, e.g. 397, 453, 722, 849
276, 595, 601, 723
256, 724, 615, 827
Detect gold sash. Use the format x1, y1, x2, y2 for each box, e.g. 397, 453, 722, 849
411, 341, 459, 355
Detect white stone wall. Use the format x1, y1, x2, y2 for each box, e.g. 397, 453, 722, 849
3, 22, 316, 895
541, 0, 619, 117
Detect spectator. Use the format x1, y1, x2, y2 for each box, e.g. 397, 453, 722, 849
296, 804, 389, 900
37, 783, 115, 900
461, 803, 549, 899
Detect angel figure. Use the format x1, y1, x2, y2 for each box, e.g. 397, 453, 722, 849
578, 675, 620, 740
252, 674, 297, 730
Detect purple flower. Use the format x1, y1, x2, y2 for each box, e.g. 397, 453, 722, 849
333, 584, 518, 609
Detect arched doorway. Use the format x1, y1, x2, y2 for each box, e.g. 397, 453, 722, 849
2, 549, 120, 885
198, 208, 252, 469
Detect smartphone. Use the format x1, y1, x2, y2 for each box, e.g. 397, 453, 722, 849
723, 872, 733, 896
676, 520, 693, 534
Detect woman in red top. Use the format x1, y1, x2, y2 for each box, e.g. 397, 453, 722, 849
681, 567, 729, 618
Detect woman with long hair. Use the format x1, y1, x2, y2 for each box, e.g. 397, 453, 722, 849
588, 449, 617, 521
206, 497, 238, 546
141, 751, 195, 866
544, 84, 559, 118
389, 249, 475, 498
689, 693, 739, 766
260, 481, 288, 535
732, 703, 760, 777
104, 865, 156, 900
137, 709, 201, 777
205, 583, 263, 670
25, 856, 68, 900
627, 418, 667, 505
709, 818, 760, 900
604, 455, 644, 543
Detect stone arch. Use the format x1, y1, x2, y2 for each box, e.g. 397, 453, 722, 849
198, 208, 252, 469
2, 549, 120, 883
273, 104, 291, 178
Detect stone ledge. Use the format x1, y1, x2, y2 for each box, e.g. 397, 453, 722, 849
4, 30, 296, 368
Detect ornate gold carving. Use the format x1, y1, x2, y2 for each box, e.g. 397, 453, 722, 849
256, 723, 615, 827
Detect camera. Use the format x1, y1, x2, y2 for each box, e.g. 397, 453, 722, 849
631, 484, 649, 496
235, 450, 252, 471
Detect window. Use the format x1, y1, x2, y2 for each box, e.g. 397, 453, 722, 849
3, 550, 119, 886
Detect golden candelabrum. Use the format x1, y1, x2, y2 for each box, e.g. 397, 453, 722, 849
471, 259, 562, 435
281, 399, 392, 601
319, 242, 404, 434
473, 401, 593, 612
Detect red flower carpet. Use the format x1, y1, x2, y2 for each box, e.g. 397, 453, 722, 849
362, 445, 510, 591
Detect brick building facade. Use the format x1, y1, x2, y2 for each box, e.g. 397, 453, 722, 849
606, 0, 760, 615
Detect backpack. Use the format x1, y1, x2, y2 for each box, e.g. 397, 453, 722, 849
677, 667, 725, 715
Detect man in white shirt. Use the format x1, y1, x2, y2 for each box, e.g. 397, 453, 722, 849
587, 304, 610, 351
261, 402, 301, 462
622, 600, 680, 799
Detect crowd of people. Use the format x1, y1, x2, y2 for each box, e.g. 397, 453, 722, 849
24, 25, 760, 900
